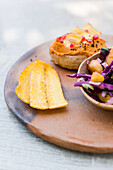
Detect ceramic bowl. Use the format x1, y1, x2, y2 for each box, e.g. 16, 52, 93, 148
78, 52, 113, 111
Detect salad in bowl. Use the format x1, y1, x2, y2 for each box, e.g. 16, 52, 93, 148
68, 48, 113, 110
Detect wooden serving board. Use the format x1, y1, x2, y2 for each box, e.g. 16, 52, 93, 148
4, 35, 113, 153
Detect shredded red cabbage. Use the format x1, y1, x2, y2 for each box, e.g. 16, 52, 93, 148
67, 73, 91, 79
108, 91, 113, 97
74, 81, 113, 91
68, 48, 113, 104
102, 60, 113, 73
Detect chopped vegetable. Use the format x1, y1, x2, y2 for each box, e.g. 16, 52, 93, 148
88, 59, 103, 73
91, 72, 104, 82
68, 48, 113, 104
98, 93, 110, 103
67, 73, 91, 79
82, 84, 94, 90
105, 48, 113, 65
100, 48, 110, 58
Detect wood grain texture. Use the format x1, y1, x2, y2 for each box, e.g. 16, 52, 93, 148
4, 36, 113, 154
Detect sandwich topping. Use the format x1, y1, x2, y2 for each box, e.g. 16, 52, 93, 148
49, 23, 107, 57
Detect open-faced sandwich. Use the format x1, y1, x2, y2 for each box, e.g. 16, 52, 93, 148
49, 23, 107, 70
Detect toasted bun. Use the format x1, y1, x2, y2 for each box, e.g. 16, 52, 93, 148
50, 53, 87, 70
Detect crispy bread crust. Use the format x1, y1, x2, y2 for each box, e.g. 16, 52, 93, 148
50, 53, 87, 70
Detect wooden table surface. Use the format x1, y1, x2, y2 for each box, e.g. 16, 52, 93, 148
1, 0, 113, 169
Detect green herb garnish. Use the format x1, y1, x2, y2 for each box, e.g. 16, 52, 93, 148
82, 84, 94, 90
105, 93, 108, 98
101, 48, 109, 53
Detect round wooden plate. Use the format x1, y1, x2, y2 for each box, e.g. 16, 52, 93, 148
4, 35, 113, 153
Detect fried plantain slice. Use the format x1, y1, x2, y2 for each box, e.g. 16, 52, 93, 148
30, 61, 68, 110
16, 59, 68, 110
29, 61, 50, 109
46, 66, 68, 109
15, 59, 39, 104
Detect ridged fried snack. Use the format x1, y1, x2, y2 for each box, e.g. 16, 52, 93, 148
15, 59, 39, 104
15, 60, 68, 110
